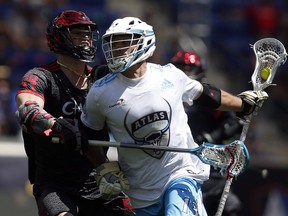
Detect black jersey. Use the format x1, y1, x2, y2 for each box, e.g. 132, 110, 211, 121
17, 60, 100, 197
185, 105, 242, 144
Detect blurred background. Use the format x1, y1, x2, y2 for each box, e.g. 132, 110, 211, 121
0, 0, 288, 215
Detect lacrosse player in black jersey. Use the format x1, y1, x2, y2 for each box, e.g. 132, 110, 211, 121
15, 10, 133, 216
171, 51, 243, 216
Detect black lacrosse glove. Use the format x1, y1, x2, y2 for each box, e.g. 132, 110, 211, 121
52, 117, 88, 154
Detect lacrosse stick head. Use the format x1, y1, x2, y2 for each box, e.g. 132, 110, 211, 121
200, 140, 250, 177
224, 140, 250, 177
251, 38, 287, 91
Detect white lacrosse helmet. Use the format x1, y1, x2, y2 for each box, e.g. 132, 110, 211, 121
102, 17, 156, 73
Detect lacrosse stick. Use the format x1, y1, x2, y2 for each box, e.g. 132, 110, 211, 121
52, 137, 249, 173
215, 38, 287, 216
240, 37, 287, 141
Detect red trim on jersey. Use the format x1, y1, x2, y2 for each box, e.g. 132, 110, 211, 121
45, 61, 60, 72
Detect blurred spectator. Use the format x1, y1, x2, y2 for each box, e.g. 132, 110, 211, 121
244, 0, 280, 38
0, 63, 18, 135
7, 4, 47, 50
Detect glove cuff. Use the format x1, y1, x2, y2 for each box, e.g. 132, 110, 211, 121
239, 97, 254, 115
95, 161, 120, 183
51, 117, 65, 133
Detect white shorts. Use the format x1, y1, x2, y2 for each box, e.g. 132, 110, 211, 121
134, 176, 207, 216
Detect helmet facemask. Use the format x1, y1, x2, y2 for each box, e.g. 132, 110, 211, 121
102, 33, 146, 73
46, 10, 99, 62
102, 17, 156, 73
59, 25, 99, 62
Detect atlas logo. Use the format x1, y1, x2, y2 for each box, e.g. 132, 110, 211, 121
124, 98, 172, 159
131, 111, 167, 131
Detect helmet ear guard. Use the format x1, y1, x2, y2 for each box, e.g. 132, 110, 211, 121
46, 10, 99, 62
102, 17, 156, 73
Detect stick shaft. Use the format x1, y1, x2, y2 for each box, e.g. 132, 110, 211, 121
239, 115, 252, 142
52, 137, 197, 153
215, 113, 252, 216
215, 177, 233, 216
90, 140, 197, 153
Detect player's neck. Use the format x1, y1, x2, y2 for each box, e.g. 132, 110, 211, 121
57, 56, 90, 89
122, 61, 147, 78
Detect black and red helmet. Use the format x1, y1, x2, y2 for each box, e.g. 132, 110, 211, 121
171, 51, 206, 81
46, 10, 99, 62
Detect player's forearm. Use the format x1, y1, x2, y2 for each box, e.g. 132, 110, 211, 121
80, 121, 110, 166
16, 92, 44, 108
85, 146, 109, 167
218, 90, 243, 112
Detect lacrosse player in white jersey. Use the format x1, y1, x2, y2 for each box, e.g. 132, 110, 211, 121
81, 17, 268, 216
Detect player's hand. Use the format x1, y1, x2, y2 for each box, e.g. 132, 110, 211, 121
236, 90, 269, 121
52, 117, 88, 154
95, 161, 129, 200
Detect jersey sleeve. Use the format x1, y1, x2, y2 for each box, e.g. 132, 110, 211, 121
168, 63, 203, 105
182, 78, 202, 105
16, 68, 49, 101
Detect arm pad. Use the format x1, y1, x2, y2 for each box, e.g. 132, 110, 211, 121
16, 101, 55, 135
194, 83, 221, 109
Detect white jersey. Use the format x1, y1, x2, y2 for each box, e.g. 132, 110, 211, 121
81, 63, 210, 208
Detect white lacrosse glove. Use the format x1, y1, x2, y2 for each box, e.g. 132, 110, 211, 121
95, 161, 129, 200
236, 90, 269, 121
